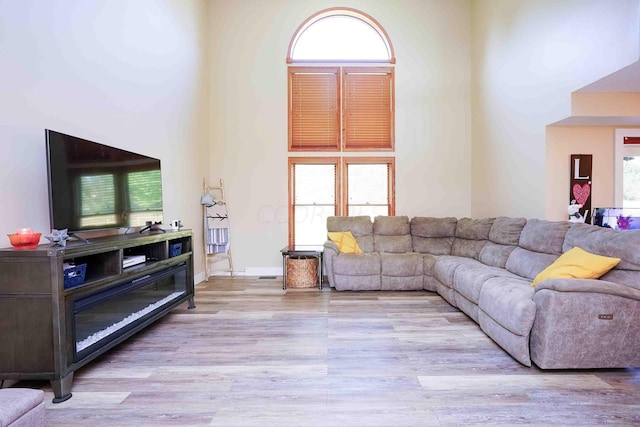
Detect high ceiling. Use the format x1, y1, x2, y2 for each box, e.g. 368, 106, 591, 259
578, 60, 640, 92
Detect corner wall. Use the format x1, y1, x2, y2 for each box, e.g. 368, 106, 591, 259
0, 0, 210, 276
208, 0, 472, 273
471, 0, 640, 219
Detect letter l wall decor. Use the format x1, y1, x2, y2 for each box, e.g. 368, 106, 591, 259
570, 154, 592, 223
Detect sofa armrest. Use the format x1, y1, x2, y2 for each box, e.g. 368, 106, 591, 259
534, 278, 640, 301
323, 240, 339, 254
323, 241, 339, 287
531, 278, 640, 369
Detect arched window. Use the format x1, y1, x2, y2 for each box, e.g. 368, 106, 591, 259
287, 8, 396, 246
287, 8, 395, 63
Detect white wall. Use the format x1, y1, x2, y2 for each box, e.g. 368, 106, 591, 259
0, 0, 210, 275
471, 0, 640, 219
208, 0, 472, 273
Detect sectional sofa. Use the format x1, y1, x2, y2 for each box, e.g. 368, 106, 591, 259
323, 216, 640, 369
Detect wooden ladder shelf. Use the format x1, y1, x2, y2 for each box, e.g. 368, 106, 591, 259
202, 178, 234, 279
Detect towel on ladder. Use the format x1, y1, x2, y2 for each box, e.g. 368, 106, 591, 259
205, 218, 229, 254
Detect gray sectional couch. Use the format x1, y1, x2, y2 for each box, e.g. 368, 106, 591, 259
323, 215, 640, 369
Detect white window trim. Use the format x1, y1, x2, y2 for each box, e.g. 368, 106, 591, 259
614, 128, 640, 206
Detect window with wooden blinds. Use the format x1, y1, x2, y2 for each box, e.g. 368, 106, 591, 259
288, 67, 340, 151
342, 67, 394, 151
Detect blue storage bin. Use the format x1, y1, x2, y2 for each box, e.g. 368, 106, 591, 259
64, 263, 86, 289
169, 242, 183, 258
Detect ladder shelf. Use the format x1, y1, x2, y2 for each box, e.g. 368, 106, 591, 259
202, 178, 233, 279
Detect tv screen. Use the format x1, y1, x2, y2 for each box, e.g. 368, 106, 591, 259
46, 130, 163, 232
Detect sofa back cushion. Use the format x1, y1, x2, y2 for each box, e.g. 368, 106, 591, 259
479, 217, 526, 268
506, 247, 559, 281
563, 223, 640, 290
327, 216, 374, 253
373, 216, 413, 253
504, 219, 570, 280
518, 219, 570, 255
410, 217, 457, 255
451, 218, 494, 260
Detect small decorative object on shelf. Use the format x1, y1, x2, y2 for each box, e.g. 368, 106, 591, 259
46, 229, 70, 247
7, 228, 42, 249
617, 215, 632, 230
567, 200, 586, 223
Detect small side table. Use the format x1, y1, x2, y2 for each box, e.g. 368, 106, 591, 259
280, 245, 324, 290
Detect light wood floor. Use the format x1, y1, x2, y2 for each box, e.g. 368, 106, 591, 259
28, 277, 640, 426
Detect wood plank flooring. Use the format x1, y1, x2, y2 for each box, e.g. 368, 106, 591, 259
17, 277, 640, 426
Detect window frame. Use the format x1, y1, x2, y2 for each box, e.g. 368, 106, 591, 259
342, 67, 395, 152
614, 129, 640, 207
287, 8, 396, 246
288, 157, 341, 246
288, 67, 341, 152
343, 157, 395, 217
286, 7, 396, 64
288, 156, 395, 246
288, 65, 395, 153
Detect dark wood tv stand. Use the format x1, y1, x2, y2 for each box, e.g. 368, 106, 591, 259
0, 230, 195, 403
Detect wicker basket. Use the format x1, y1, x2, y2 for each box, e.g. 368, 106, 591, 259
285, 256, 318, 288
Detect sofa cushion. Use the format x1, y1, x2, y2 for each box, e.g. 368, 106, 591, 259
422, 253, 437, 276
478, 276, 536, 337
505, 247, 558, 281
489, 216, 527, 245
479, 217, 526, 268
410, 217, 457, 255
334, 274, 381, 291
332, 252, 381, 291
412, 236, 455, 255
563, 223, 640, 268
451, 239, 487, 260
373, 216, 412, 253
327, 216, 374, 253
381, 252, 423, 277
380, 253, 424, 291
453, 264, 520, 304
410, 217, 458, 237
374, 215, 410, 235
434, 256, 482, 288
479, 241, 517, 269
451, 218, 494, 259
518, 219, 570, 255
333, 253, 381, 275
327, 231, 363, 254
531, 246, 621, 287
0, 388, 44, 427
456, 217, 494, 240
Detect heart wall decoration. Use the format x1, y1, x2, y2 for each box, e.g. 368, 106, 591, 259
570, 154, 592, 223
573, 183, 591, 206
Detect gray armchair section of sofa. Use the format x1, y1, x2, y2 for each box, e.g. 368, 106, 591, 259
323, 215, 640, 369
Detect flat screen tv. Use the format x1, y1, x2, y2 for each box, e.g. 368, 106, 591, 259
46, 129, 163, 232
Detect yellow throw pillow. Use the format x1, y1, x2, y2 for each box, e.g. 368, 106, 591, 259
327, 231, 363, 254
531, 246, 621, 287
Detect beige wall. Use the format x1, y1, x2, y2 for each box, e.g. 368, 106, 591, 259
208, 0, 472, 273
545, 126, 618, 221
471, 0, 640, 219
2, 0, 638, 278
571, 92, 640, 116
0, 0, 210, 276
